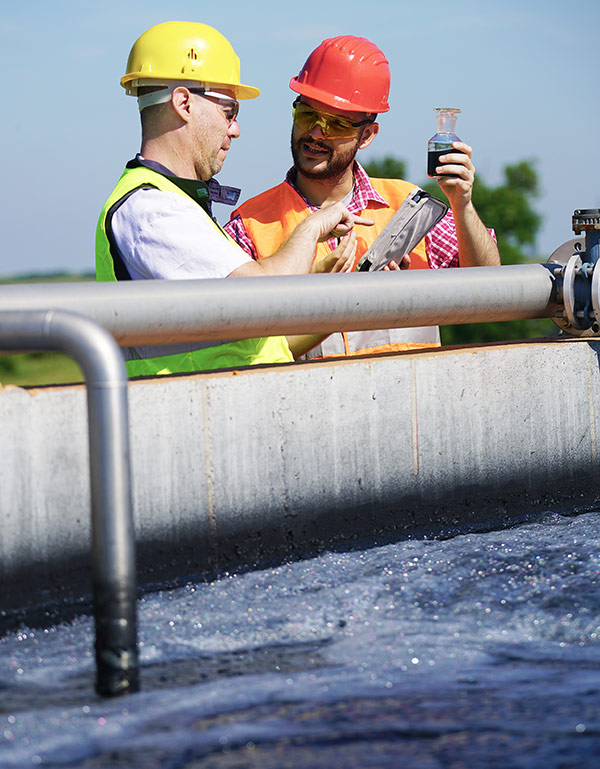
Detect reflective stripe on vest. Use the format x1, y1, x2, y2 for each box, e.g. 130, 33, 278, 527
95, 165, 293, 375
304, 326, 441, 360
231, 177, 441, 358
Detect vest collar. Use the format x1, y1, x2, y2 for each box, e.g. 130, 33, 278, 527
126, 155, 241, 213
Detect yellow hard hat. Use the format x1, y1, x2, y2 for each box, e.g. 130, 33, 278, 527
121, 21, 260, 101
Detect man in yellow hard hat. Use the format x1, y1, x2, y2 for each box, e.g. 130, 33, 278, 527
225, 36, 500, 359
96, 22, 366, 377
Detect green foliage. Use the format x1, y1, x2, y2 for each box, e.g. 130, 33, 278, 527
0, 356, 16, 374
364, 156, 555, 344
363, 156, 407, 181
440, 317, 555, 346
0, 351, 83, 386
422, 159, 542, 264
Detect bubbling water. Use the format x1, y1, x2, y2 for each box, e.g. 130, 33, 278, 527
2, 510, 600, 768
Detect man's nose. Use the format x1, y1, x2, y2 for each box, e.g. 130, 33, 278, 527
309, 122, 326, 140
228, 119, 241, 139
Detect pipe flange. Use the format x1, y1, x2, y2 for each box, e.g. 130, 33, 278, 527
592, 261, 600, 334
553, 254, 600, 337
549, 238, 582, 313
563, 254, 583, 329
548, 236, 584, 265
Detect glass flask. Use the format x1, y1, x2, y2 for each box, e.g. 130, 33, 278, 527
427, 108, 461, 177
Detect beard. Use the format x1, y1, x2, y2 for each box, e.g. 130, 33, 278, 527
291, 132, 362, 180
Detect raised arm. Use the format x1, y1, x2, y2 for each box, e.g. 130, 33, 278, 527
434, 141, 500, 267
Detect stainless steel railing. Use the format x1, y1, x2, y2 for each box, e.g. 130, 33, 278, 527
0, 264, 560, 346
0, 310, 138, 697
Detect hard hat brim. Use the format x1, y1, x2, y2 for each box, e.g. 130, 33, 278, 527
289, 77, 388, 114
121, 74, 260, 101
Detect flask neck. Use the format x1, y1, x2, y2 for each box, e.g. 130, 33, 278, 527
437, 113, 457, 135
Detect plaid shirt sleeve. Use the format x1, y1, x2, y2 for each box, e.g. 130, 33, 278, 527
426, 210, 497, 269
223, 215, 259, 260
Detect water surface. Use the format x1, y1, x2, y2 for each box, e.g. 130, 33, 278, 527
2, 510, 600, 767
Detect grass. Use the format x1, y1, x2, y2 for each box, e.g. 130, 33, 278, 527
0, 272, 92, 387
0, 352, 83, 387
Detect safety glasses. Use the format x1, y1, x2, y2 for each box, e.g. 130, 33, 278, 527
189, 88, 240, 124
292, 98, 374, 139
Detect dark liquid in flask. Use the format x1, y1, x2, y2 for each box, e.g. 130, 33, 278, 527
427, 147, 461, 178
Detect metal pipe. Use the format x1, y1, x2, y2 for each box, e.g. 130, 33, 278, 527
0, 264, 560, 692
0, 310, 138, 697
0, 264, 559, 347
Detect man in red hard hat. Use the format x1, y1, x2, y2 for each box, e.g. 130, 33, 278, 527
225, 35, 500, 359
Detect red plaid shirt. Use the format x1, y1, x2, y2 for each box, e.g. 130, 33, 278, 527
224, 162, 494, 268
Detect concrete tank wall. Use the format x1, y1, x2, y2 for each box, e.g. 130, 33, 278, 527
1, 338, 599, 620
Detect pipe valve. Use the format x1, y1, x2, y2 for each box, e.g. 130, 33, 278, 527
552, 209, 600, 337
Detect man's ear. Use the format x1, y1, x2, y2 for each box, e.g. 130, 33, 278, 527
358, 122, 379, 150
171, 87, 193, 122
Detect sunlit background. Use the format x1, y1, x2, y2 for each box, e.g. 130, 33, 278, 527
1, 0, 597, 276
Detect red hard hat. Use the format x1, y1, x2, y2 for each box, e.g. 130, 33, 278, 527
289, 35, 390, 114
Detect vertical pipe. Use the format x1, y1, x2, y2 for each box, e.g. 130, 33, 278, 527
0, 310, 138, 696
86, 367, 138, 697
586, 231, 600, 266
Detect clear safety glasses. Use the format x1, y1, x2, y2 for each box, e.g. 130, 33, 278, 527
189, 88, 240, 124
292, 98, 374, 139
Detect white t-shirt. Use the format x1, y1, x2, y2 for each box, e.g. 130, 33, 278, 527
111, 188, 251, 280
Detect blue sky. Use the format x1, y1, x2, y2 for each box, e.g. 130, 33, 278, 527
0, 0, 597, 276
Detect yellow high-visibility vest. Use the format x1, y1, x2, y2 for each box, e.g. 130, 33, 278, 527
96, 164, 292, 377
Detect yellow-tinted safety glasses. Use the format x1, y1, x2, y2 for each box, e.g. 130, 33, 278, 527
292, 99, 374, 139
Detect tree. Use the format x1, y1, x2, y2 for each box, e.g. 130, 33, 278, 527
362, 156, 407, 181
363, 156, 555, 344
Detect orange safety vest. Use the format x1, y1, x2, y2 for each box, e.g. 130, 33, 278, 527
231, 177, 441, 358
